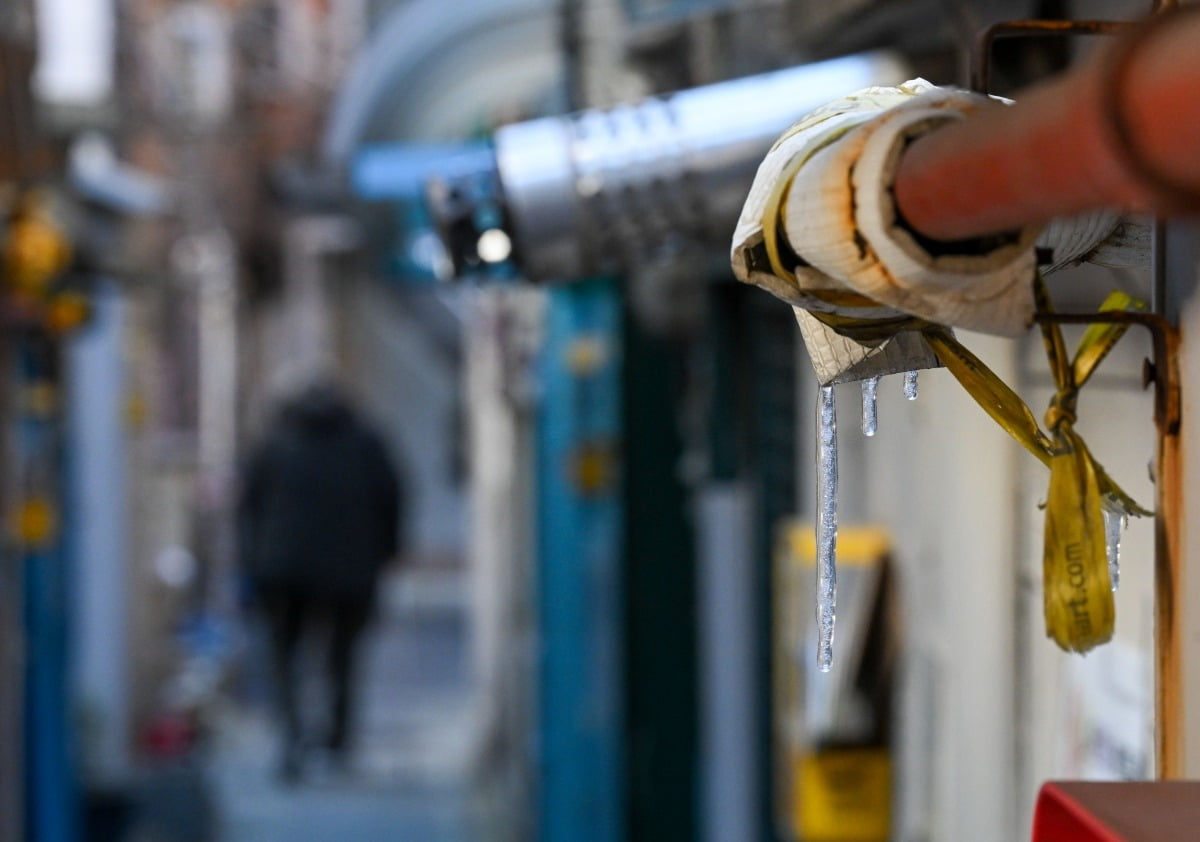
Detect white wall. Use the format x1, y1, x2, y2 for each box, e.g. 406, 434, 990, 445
795, 279, 1165, 840
463, 287, 542, 840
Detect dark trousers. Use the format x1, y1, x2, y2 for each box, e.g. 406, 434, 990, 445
261, 587, 372, 758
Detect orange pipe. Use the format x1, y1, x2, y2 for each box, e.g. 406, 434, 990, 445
893, 9, 1200, 242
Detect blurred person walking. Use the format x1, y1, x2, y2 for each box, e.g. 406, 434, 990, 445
237, 380, 402, 782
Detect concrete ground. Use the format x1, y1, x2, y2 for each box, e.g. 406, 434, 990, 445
210, 570, 482, 842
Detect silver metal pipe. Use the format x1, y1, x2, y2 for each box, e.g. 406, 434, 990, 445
490, 52, 907, 280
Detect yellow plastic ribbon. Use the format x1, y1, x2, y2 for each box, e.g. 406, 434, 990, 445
1034, 281, 1147, 650
924, 279, 1148, 652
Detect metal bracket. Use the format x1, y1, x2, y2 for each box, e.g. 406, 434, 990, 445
971, 0, 1177, 95
1034, 311, 1180, 437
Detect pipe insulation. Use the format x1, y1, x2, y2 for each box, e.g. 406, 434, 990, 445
730, 80, 1037, 387
894, 6, 1200, 243
731, 77, 1131, 385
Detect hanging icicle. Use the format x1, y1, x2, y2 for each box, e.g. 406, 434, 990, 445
1102, 506, 1127, 592
903, 370, 919, 401
861, 376, 880, 437
816, 384, 838, 672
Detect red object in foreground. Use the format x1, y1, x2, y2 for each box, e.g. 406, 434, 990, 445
1031, 781, 1200, 842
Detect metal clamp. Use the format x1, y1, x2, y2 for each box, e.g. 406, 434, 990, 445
970, 0, 1177, 95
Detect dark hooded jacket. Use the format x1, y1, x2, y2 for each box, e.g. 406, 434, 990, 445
237, 385, 402, 601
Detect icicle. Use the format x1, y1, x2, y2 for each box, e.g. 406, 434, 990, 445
1103, 507, 1127, 591
903, 370, 919, 401
816, 384, 838, 672
861, 376, 880, 437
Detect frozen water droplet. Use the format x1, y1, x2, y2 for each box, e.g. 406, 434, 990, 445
1103, 507, 1125, 591
861, 376, 880, 437
904, 370, 919, 401
817, 384, 838, 672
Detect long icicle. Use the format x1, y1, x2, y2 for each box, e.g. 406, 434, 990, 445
903, 370, 919, 401
1103, 506, 1126, 591
861, 376, 880, 436
817, 384, 838, 672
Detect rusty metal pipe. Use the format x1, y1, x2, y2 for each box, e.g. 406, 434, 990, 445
894, 6, 1200, 242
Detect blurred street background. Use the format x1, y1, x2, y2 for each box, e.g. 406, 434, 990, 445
0, 2, 1187, 842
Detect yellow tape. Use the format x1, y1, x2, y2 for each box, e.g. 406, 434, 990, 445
809, 310, 929, 341
1043, 426, 1114, 650
789, 271, 1147, 652
923, 327, 1054, 465
940, 276, 1149, 651
1073, 291, 1145, 388
1030, 279, 1147, 649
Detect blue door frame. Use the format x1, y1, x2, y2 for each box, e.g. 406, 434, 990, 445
537, 279, 624, 842
14, 337, 78, 842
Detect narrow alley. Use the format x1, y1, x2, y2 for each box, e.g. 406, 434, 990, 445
212, 569, 479, 842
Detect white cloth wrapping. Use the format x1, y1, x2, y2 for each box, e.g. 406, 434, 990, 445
732, 79, 1127, 385
794, 307, 941, 386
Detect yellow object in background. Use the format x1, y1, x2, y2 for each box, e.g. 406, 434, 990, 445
786, 526, 891, 570
568, 441, 617, 496
795, 750, 891, 842
775, 523, 895, 841
565, 335, 609, 376
20, 381, 58, 418
3, 191, 72, 301
12, 498, 58, 548
44, 290, 91, 334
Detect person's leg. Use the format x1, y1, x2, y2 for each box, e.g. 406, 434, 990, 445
263, 588, 307, 780
327, 597, 372, 757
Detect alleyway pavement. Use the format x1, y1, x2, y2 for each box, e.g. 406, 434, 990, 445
211, 570, 481, 842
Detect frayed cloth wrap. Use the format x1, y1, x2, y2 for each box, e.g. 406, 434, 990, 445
732, 79, 1121, 385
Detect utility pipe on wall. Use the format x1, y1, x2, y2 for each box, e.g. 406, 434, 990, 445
893, 7, 1200, 243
